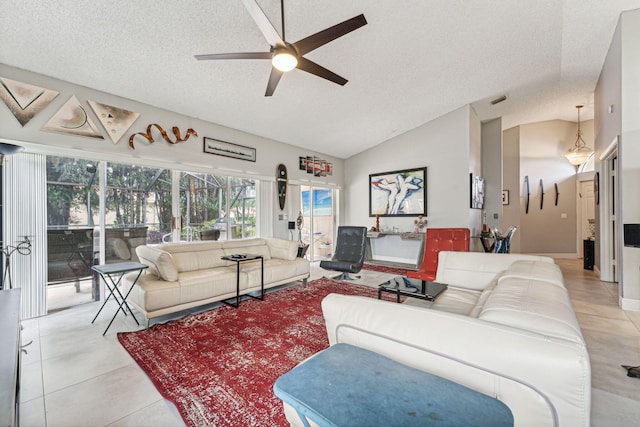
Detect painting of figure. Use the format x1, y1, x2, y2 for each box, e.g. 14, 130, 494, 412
369, 167, 426, 217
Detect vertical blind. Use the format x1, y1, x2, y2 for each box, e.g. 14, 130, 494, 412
258, 180, 274, 238
3, 152, 47, 318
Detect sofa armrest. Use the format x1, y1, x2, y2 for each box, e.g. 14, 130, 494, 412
321, 294, 590, 427
135, 245, 178, 281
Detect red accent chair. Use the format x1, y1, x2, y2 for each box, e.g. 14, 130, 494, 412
407, 228, 471, 282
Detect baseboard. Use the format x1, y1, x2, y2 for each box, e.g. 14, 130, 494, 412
620, 297, 640, 312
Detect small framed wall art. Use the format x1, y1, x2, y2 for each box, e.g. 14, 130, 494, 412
470, 174, 484, 209
502, 190, 510, 205
203, 137, 256, 162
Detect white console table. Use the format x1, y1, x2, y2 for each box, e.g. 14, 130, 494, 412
365, 232, 425, 270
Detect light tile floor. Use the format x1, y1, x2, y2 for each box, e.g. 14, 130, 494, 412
18, 260, 640, 426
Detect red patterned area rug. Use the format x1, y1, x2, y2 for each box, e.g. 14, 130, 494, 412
362, 263, 415, 276
118, 277, 383, 427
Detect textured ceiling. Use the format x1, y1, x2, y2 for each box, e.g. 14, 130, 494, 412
1, 0, 638, 159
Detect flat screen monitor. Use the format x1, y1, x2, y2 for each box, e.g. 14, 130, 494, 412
623, 224, 640, 247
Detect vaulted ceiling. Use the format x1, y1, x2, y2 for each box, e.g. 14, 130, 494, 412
1, 1, 638, 158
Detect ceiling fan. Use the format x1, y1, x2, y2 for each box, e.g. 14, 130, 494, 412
195, 0, 367, 96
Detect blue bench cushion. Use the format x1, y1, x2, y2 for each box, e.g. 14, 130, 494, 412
274, 343, 513, 427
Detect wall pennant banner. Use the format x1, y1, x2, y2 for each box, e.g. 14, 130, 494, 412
42, 96, 104, 139
87, 100, 140, 144
0, 76, 59, 126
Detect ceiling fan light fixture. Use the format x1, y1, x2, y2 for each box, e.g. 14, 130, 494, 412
272, 50, 298, 72
564, 105, 593, 166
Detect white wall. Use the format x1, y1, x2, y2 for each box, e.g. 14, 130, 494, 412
594, 13, 622, 276
0, 64, 344, 241
343, 105, 479, 240
468, 107, 483, 252
518, 120, 581, 255
502, 126, 521, 252
620, 9, 640, 305
595, 9, 640, 309
482, 118, 503, 233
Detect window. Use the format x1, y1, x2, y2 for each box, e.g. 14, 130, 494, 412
45, 155, 260, 310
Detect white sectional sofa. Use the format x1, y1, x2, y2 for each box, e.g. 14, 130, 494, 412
281, 251, 590, 427
122, 237, 310, 320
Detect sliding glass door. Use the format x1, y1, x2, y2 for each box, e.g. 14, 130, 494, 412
300, 186, 336, 261
178, 172, 256, 241
46, 156, 102, 310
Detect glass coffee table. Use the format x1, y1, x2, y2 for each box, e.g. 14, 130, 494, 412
378, 276, 447, 303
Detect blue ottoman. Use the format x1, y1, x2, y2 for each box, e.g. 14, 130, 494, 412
274, 343, 513, 427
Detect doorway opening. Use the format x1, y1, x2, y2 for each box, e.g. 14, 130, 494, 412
599, 136, 620, 284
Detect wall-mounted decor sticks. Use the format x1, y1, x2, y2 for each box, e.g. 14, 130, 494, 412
525, 176, 530, 214
129, 124, 197, 149
555, 183, 559, 206
540, 179, 544, 210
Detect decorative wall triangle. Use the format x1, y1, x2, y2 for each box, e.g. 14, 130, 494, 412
87, 100, 140, 144
0, 76, 59, 126
42, 96, 104, 139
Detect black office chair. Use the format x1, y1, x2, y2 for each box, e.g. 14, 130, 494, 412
320, 226, 368, 281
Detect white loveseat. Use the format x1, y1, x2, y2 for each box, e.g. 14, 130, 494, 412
122, 238, 310, 320
281, 251, 590, 427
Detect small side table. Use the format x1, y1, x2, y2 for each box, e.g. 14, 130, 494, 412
91, 261, 148, 335
221, 254, 264, 308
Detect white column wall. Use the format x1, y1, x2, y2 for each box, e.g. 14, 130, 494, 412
3, 152, 48, 318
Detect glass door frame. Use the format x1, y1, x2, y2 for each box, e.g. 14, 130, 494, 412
300, 186, 338, 262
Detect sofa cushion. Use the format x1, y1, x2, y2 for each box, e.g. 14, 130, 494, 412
500, 260, 565, 288
403, 287, 481, 316
178, 267, 241, 302
478, 277, 583, 343
173, 248, 229, 272
223, 238, 272, 260
265, 237, 298, 261
435, 251, 554, 291
136, 245, 179, 281
157, 241, 230, 272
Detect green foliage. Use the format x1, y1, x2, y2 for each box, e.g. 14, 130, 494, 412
46, 157, 257, 240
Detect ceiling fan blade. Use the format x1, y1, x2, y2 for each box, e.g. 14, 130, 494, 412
265, 68, 284, 96
194, 52, 272, 61
296, 57, 347, 86
292, 14, 367, 56
241, 0, 285, 48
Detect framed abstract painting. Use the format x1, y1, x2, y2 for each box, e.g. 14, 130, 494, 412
369, 167, 427, 217
470, 174, 485, 209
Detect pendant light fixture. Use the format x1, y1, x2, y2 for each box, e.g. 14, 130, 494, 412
564, 105, 593, 166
